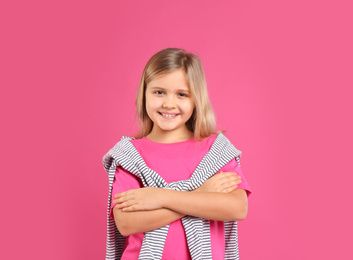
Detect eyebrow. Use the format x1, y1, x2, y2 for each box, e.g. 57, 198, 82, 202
149, 86, 190, 92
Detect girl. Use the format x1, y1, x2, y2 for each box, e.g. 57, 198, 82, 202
103, 48, 251, 260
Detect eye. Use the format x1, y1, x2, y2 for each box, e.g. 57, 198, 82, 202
178, 93, 187, 97
154, 91, 164, 95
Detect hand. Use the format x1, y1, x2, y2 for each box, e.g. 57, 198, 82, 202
195, 171, 241, 193
113, 187, 165, 212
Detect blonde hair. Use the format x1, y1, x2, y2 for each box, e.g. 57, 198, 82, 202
135, 48, 217, 140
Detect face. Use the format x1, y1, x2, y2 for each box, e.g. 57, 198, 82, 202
145, 69, 195, 139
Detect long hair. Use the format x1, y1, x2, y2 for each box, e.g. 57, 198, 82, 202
135, 48, 217, 140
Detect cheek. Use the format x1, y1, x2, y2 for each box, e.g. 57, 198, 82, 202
145, 94, 153, 108
181, 101, 195, 115
188, 100, 196, 111
145, 96, 160, 114
145, 102, 153, 115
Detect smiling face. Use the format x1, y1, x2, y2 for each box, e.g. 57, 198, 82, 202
145, 69, 195, 142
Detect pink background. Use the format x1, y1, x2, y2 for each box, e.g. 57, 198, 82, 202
1, 0, 352, 259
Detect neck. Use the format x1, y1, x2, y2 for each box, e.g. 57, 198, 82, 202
146, 128, 193, 144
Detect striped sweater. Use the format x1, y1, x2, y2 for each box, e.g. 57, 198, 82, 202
103, 133, 242, 260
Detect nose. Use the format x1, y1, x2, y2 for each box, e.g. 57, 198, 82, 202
162, 95, 176, 109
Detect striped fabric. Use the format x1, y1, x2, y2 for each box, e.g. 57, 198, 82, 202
103, 133, 242, 260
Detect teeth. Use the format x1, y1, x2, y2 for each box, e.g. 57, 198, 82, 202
162, 113, 176, 118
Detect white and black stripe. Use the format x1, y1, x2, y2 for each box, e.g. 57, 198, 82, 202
103, 133, 242, 260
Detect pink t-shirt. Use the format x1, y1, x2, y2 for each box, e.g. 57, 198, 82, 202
110, 134, 251, 260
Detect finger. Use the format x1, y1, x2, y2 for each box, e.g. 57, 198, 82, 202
115, 199, 138, 209
220, 182, 235, 191
234, 177, 242, 185
113, 194, 135, 205
112, 197, 130, 205
213, 171, 236, 181
220, 173, 240, 181
224, 171, 237, 176
219, 175, 239, 186
122, 205, 140, 212
115, 191, 128, 199
214, 172, 231, 180
227, 175, 241, 183
210, 173, 223, 180
115, 189, 137, 198
221, 180, 240, 190
221, 185, 236, 193
226, 186, 237, 193
219, 171, 235, 177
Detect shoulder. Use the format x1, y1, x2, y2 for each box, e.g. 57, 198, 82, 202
200, 132, 235, 149
102, 136, 142, 171
109, 136, 136, 150
129, 137, 146, 154
199, 134, 218, 150
212, 133, 243, 161
103, 136, 136, 161
193, 133, 237, 151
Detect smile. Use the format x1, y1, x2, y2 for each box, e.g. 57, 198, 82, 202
159, 112, 179, 118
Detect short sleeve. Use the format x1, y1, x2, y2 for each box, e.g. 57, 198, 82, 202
109, 166, 143, 219
219, 158, 252, 196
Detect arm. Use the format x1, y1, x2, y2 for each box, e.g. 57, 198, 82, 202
162, 188, 248, 221
116, 188, 248, 222
111, 167, 183, 236
113, 207, 185, 237
113, 171, 242, 236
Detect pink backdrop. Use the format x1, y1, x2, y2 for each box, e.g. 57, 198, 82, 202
1, 0, 352, 259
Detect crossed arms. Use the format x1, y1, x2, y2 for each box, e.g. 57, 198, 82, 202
112, 171, 248, 236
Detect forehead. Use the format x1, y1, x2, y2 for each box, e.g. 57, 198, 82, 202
147, 69, 190, 90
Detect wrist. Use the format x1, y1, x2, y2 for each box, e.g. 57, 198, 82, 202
160, 188, 170, 208
161, 188, 177, 208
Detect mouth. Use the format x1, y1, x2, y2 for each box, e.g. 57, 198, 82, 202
159, 112, 179, 119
